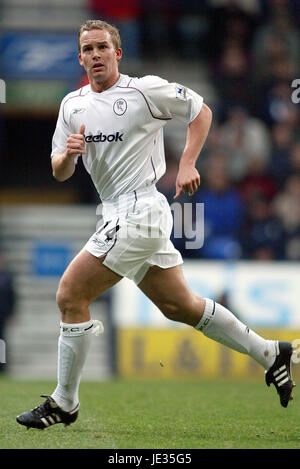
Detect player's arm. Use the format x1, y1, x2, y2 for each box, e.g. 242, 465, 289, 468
52, 125, 86, 182
174, 103, 212, 199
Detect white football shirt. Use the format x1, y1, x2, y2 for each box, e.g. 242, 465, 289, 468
51, 74, 203, 201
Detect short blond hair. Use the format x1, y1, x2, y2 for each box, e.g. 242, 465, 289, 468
78, 19, 121, 52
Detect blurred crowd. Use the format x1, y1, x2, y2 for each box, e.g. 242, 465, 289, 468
146, 0, 299, 261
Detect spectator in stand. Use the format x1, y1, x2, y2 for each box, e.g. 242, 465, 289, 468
261, 0, 299, 18
193, 153, 243, 259
251, 7, 300, 84
140, 0, 188, 59
207, 0, 261, 61
88, 0, 141, 59
254, 53, 298, 124
175, 1, 210, 60
239, 157, 278, 204
250, 3, 299, 117
268, 122, 294, 186
241, 194, 285, 260
219, 106, 271, 182
272, 173, 300, 233
212, 43, 254, 113
289, 141, 300, 175
272, 174, 300, 260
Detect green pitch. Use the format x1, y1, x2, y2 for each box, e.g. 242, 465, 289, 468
0, 376, 299, 449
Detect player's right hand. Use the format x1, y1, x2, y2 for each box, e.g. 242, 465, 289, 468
65, 124, 86, 157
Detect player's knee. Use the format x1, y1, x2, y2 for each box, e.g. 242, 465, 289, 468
56, 281, 85, 316
158, 301, 186, 323
56, 286, 72, 315
158, 295, 201, 325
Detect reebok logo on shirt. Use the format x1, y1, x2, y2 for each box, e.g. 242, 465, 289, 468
85, 132, 124, 143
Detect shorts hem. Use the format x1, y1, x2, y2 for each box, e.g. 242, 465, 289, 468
135, 257, 184, 285
84, 245, 124, 278
102, 257, 126, 279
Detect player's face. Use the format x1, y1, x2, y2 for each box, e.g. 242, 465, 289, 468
79, 29, 122, 91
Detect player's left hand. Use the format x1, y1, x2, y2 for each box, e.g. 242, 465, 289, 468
174, 165, 200, 199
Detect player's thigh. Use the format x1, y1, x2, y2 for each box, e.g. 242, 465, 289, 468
138, 265, 205, 324
57, 248, 122, 306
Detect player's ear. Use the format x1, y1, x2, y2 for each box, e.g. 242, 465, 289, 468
78, 53, 83, 66
116, 48, 122, 63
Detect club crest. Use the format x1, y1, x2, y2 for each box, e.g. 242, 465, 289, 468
113, 98, 127, 116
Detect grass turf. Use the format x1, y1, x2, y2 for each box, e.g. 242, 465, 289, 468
0, 376, 299, 449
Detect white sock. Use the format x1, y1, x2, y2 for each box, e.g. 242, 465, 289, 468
195, 298, 277, 370
51, 319, 94, 412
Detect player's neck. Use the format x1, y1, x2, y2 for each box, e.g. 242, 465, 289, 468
90, 73, 120, 93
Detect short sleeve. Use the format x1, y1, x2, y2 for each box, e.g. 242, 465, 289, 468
134, 75, 203, 123
51, 97, 72, 158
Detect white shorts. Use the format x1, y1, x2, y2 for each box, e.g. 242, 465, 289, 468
84, 185, 183, 284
